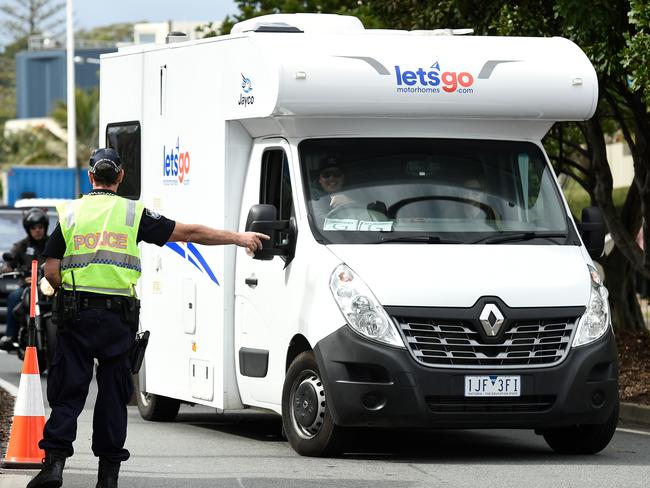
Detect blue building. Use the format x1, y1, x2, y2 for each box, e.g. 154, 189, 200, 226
16, 47, 116, 119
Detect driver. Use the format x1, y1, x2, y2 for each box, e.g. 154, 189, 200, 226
311, 156, 353, 222
0, 208, 49, 351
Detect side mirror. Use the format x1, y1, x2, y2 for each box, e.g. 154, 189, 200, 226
245, 204, 297, 263
580, 206, 605, 259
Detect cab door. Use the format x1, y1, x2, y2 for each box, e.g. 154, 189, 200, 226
235, 138, 297, 408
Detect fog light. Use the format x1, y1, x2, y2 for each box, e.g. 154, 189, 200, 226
361, 392, 386, 411
591, 390, 605, 408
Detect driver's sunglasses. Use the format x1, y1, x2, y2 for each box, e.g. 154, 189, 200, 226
29, 223, 45, 230
321, 169, 342, 178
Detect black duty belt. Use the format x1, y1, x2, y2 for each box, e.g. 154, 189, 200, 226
79, 295, 123, 311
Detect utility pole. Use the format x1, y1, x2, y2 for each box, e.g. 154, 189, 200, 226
66, 0, 78, 195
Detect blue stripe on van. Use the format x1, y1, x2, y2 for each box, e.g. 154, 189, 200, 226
164, 242, 220, 286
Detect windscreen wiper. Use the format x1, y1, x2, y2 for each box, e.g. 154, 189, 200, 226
473, 232, 568, 245
376, 235, 464, 244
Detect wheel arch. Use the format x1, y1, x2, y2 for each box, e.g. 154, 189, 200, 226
286, 334, 312, 372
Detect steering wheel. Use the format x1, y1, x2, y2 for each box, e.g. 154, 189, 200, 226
387, 196, 499, 221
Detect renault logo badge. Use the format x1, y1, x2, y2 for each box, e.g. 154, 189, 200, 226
479, 303, 505, 337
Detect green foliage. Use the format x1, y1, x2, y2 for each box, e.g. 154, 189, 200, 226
195, 21, 220, 38
624, 0, 650, 100
50, 87, 99, 166
219, 0, 385, 35
564, 181, 629, 220
0, 127, 65, 167
76, 23, 134, 43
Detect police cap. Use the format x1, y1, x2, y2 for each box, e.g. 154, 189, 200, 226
89, 148, 122, 174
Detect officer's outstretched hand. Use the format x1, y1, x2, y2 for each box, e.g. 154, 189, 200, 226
237, 232, 270, 257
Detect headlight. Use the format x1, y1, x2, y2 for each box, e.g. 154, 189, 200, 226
573, 265, 611, 347
329, 264, 405, 348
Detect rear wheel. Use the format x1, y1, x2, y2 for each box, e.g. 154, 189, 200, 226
282, 351, 345, 457
133, 371, 181, 421
542, 402, 619, 454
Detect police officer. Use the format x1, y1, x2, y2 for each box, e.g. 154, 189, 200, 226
27, 148, 268, 488
0, 208, 49, 351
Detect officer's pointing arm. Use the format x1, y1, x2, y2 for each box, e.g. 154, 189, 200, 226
44, 257, 62, 290
168, 222, 269, 252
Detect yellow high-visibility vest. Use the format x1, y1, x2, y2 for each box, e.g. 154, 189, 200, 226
57, 194, 143, 297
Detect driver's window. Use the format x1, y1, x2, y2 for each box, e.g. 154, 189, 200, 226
260, 148, 294, 247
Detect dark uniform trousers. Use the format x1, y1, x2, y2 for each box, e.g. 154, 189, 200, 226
39, 304, 136, 463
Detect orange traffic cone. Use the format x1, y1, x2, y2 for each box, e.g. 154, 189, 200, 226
2, 346, 46, 468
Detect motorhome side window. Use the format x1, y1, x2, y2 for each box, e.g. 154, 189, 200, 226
299, 138, 569, 245
260, 149, 294, 247
106, 121, 141, 199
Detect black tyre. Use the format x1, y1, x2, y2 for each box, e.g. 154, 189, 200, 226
282, 351, 345, 457
542, 402, 619, 454
133, 371, 181, 421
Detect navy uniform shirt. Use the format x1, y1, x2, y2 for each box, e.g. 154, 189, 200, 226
43, 189, 176, 259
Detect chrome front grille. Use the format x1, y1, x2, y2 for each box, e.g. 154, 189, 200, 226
396, 316, 578, 369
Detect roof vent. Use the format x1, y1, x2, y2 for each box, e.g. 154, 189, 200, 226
411, 28, 474, 36
251, 22, 303, 33
232, 13, 364, 35
166, 31, 188, 44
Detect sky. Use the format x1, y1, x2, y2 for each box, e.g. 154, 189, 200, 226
0, 0, 239, 45
73, 0, 238, 30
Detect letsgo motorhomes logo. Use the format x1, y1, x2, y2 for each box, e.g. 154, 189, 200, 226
395, 61, 475, 94
162, 137, 191, 186
238, 73, 254, 107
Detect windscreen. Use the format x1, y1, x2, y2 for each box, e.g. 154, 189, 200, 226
299, 138, 569, 245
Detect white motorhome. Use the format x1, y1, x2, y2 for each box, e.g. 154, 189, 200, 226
99, 13, 617, 456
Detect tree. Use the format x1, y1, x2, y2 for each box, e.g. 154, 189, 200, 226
0, 0, 65, 41
50, 87, 99, 166
218, 0, 383, 35
75, 23, 134, 44
0, 127, 65, 166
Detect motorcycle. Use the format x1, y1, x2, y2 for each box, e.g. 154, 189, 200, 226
2, 252, 56, 373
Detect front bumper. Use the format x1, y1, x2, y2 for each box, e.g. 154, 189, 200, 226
314, 326, 618, 429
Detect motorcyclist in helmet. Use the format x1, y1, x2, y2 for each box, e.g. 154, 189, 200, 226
0, 208, 50, 351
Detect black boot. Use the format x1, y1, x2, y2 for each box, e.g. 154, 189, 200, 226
26, 450, 66, 488
96, 459, 121, 488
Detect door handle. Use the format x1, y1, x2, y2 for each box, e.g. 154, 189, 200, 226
245, 276, 258, 288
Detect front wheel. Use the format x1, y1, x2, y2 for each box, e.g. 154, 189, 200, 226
133, 371, 181, 421
541, 402, 619, 454
282, 351, 345, 457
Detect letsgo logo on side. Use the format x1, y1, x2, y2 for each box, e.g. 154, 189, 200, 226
162, 137, 191, 186
395, 62, 475, 94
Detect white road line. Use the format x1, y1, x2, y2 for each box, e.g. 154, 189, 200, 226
617, 427, 650, 436
0, 377, 19, 397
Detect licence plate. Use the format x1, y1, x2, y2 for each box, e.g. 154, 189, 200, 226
464, 375, 521, 397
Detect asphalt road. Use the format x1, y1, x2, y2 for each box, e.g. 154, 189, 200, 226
0, 349, 649, 488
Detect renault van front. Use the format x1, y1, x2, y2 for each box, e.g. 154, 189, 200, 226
280, 136, 616, 456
